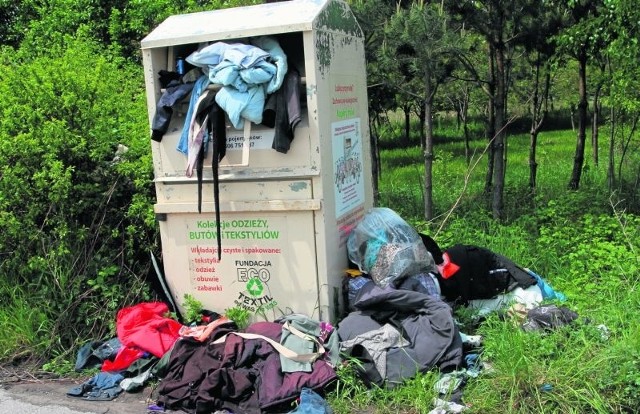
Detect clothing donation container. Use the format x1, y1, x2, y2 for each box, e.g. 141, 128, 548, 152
141, 0, 373, 323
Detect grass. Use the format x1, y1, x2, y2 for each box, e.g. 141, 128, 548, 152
0, 286, 51, 362
377, 128, 608, 223
1, 116, 637, 412
327, 123, 640, 413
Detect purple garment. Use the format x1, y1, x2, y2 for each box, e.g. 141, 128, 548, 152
156, 322, 336, 414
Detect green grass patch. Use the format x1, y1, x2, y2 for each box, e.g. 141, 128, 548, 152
0, 286, 51, 363
328, 124, 640, 412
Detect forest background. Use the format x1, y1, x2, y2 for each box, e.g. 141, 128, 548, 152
0, 0, 638, 413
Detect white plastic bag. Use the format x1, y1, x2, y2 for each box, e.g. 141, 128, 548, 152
347, 207, 437, 287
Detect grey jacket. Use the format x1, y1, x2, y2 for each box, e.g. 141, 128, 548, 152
337, 284, 463, 388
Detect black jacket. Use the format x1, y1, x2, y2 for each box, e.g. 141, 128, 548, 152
438, 244, 537, 303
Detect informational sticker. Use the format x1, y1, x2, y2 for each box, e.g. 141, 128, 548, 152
330, 75, 367, 247
332, 118, 365, 217
336, 204, 365, 247
225, 126, 275, 151
185, 216, 286, 314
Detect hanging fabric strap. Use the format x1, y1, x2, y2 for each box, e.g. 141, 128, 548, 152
282, 321, 327, 354
210, 102, 226, 261
186, 90, 212, 177
196, 131, 206, 214
212, 330, 325, 363
212, 134, 221, 260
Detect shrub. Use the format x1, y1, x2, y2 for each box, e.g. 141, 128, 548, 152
0, 37, 155, 361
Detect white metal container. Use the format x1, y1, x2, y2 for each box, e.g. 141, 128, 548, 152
141, 0, 373, 322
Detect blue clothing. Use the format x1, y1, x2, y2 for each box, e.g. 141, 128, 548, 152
177, 75, 211, 154
187, 42, 269, 69
66, 371, 124, 401
251, 36, 288, 94
74, 338, 122, 371
527, 269, 566, 301
186, 38, 287, 129
288, 388, 332, 414
151, 81, 195, 142
398, 272, 441, 298
215, 83, 266, 129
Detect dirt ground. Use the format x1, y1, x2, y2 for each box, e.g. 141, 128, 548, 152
0, 365, 155, 414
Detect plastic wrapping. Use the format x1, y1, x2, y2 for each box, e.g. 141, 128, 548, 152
347, 207, 437, 287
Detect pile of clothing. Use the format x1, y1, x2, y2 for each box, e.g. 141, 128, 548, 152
338, 284, 463, 388
341, 207, 567, 392
151, 35, 300, 152
69, 303, 338, 414
69, 207, 572, 413
149, 36, 302, 262
69, 302, 182, 401
155, 315, 338, 414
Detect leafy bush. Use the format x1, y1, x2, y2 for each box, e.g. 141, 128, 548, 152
16, 0, 262, 61
0, 37, 155, 361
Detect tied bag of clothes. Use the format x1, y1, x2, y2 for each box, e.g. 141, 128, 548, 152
347, 207, 438, 288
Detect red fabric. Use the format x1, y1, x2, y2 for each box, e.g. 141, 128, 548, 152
437, 252, 461, 279
101, 346, 145, 372
116, 302, 183, 358
100, 302, 182, 372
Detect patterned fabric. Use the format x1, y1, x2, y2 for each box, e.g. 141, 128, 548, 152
398, 272, 441, 298
346, 276, 374, 310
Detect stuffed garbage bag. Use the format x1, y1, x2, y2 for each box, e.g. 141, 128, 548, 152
347, 207, 437, 287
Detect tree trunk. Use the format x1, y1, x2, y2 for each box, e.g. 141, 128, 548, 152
419, 104, 426, 151
370, 116, 381, 204
570, 105, 576, 132
607, 106, 616, 190
529, 59, 550, 192
529, 134, 539, 192
424, 74, 434, 221
403, 105, 411, 147
461, 89, 471, 165
617, 114, 639, 190
568, 51, 588, 190
492, 42, 507, 220
592, 82, 602, 166
484, 44, 496, 196
529, 59, 541, 192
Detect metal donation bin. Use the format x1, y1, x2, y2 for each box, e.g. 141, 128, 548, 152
141, 0, 373, 323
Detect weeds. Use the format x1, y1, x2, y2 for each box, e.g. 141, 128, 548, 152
0, 286, 50, 363
225, 306, 251, 330
329, 126, 640, 413
182, 293, 204, 325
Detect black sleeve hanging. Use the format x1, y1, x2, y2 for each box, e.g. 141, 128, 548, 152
210, 102, 227, 261
196, 142, 205, 214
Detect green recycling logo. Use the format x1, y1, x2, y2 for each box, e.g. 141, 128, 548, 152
246, 277, 264, 297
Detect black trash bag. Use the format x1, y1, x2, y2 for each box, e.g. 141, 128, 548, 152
521, 304, 579, 332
